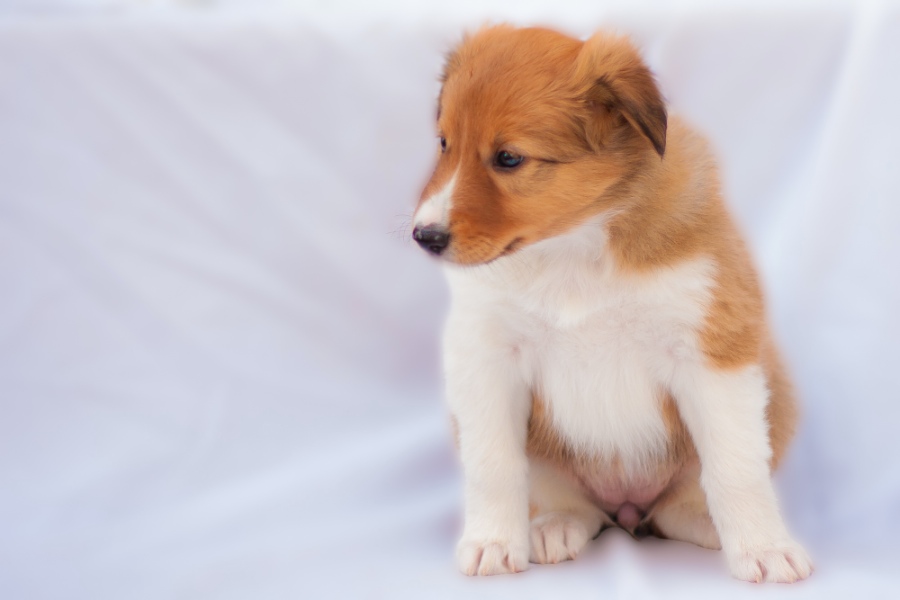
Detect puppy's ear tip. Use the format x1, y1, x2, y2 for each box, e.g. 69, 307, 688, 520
648, 109, 667, 156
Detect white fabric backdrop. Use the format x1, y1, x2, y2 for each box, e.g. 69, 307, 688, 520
1, 1, 899, 598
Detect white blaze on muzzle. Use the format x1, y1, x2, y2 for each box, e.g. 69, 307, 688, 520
414, 170, 458, 230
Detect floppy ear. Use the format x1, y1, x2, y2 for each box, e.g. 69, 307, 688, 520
575, 34, 667, 156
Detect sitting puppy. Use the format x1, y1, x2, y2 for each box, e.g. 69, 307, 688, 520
411, 25, 812, 583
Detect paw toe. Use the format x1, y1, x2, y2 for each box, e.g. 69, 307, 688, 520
730, 541, 813, 583
529, 512, 590, 565
458, 539, 528, 576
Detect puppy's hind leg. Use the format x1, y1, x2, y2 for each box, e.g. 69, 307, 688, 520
528, 459, 610, 564
637, 469, 721, 550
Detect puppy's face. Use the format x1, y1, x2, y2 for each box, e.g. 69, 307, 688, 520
413, 26, 667, 265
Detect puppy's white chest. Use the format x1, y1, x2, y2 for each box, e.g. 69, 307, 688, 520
520, 257, 716, 468
446, 217, 716, 469
533, 310, 670, 465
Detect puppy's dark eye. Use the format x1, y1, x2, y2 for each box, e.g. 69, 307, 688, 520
495, 150, 524, 169
440, 137, 447, 152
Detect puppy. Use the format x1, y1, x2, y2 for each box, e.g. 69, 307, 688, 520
411, 25, 812, 583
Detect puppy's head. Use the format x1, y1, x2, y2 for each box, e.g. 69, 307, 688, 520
412, 26, 667, 265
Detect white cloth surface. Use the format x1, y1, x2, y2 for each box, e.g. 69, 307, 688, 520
1, 2, 899, 598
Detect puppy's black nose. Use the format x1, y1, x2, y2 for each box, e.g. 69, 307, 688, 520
413, 226, 451, 256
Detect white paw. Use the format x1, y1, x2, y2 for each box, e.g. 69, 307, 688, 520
727, 539, 813, 583
528, 512, 590, 564
457, 537, 529, 576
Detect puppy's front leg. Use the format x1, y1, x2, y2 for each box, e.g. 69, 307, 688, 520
445, 312, 531, 576
671, 363, 813, 583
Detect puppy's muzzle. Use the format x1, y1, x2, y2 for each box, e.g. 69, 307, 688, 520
413, 226, 451, 256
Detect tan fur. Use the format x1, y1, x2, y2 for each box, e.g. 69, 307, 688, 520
431, 25, 797, 538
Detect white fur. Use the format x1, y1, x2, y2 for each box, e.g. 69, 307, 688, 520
413, 170, 457, 229
443, 215, 811, 581
528, 459, 607, 564
444, 288, 531, 575
446, 216, 715, 473
670, 363, 813, 582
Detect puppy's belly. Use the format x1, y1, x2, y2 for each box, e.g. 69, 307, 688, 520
527, 320, 691, 524
576, 461, 681, 528
528, 413, 686, 526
